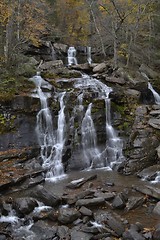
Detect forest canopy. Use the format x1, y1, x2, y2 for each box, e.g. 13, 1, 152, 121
0, 0, 159, 69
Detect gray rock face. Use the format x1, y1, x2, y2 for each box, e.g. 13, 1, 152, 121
30, 221, 57, 240
126, 197, 145, 211
76, 197, 105, 207
58, 208, 81, 224
12, 197, 38, 216
148, 118, 160, 129
93, 63, 107, 73
31, 186, 61, 207
153, 224, 160, 240
121, 105, 159, 174
0, 96, 39, 152
123, 228, 145, 240
153, 201, 160, 215
70, 229, 93, 240
39, 60, 64, 70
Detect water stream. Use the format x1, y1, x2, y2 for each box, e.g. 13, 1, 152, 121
148, 82, 160, 104
30, 67, 124, 180
67, 46, 78, 66
86, 46, 92, 64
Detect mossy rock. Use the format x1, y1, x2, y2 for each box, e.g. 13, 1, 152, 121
0, 113, 16, 134
0, 75, 35, 102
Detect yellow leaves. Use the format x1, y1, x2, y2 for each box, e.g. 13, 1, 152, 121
56, 0, 90, 45
0, 1, 11, 25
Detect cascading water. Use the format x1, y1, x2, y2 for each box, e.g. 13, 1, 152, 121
30, 73, 66, 181
67, 46, 78, 65
86, 46, 92, 64
73, 74, 125, 169
141, 72, 160, 104
30, 69, 124, 179
81, 103, 101, 168
148, 82, 160, 104
45, 92, 66, 179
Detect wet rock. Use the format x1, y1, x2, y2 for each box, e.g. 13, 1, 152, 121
28, 175, 45, 187
133, 185, 160, 200
94, 191, 115, 201
94, 211, 125, 237
122, 105, 159, 175
0, 235, 7, 240
79, 206, 93, 216
126, 196, 145, 211
139, 64, 158, 79
31, 205, 55, 221
39, 60, 63, 70
123, 228, 145, 240
76, 197, 105, 207
153, 224, 160, 240
31, 185, 61, 207
30, 220, 57, 240
70, 229, 93, 240
126, 89, 141, 101
12, 197, 38, 216
148, 118, 160, 130
153, 201, 160, 215
143, 231, 153, 239
68, 190, 94, 203
58, 208, 81, 224
156, 146, 160, 159
137, 165, 160, 181
105, 76, 125, 85
149, 109, 160, 116
93, 63, 107, 73
53, 43, 68, 54
103, 213, 125, 237
69, 63, 92, 72
112, 193, 126, 209
57, 225, 70, 239
66, 174, 97, 189
81, 225, 100, 234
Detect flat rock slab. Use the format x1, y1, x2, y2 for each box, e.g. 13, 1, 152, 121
133, 185, 160, 200
148, 118, 160, 130
66, 174, 97, 189
76, 197, 105, 207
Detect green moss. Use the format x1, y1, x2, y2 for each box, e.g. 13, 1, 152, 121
0, 114, 16, 134
111, 101, 136, 135
0, 75, 34, 102
41, 72, 57, 79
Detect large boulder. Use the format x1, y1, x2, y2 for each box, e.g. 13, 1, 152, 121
119, 105, 159, 174
12, 197, 38, 216
39, 60, 64, 70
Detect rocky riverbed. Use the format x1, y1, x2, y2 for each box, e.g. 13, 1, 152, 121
0, 168, 160, 240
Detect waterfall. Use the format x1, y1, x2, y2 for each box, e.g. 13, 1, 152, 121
87, 46, 92, 64
30, 72, 125, 179
74, 74, 125, 169
45, 92, 66, 180
81, 103, 101, 168
30, 74, 66, 181
105, 99, 124, 168
67, 46, 78, 66
148, 82, 160, 104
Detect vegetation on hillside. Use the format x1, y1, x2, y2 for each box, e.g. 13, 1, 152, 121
0, 0, 159, 78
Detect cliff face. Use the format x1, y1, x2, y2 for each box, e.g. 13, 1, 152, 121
0, 96, 39, 152
0, 59, 160, 178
